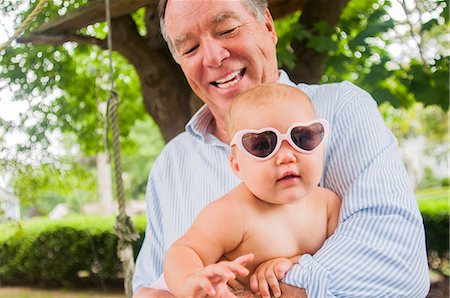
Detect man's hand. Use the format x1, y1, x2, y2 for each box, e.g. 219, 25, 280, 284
133, 287, 175, 298
232, 283, 307, 298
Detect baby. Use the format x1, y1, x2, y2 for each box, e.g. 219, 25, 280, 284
164, 82, 341, 298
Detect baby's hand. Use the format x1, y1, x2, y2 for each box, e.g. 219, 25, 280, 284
249, 257, 293, 298
183, 254, 254, 298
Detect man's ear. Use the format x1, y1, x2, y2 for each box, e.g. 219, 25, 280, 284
229, 152, 241, 179
264, 8, 277, 44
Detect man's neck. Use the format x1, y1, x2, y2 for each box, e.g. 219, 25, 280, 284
211, 117, 230, 144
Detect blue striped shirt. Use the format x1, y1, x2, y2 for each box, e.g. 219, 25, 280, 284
132, 70, 430, 297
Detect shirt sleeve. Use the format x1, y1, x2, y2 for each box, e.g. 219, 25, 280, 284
283, 82, 430, 297
132, 158, 165, 292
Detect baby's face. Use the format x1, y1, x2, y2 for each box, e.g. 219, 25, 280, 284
229, 92, 325, 205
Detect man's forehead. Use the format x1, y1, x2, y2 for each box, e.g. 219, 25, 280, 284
172, 10, 242, 47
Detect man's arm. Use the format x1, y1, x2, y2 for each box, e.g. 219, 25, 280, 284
233, 283, 306, 297
133, 288, 175, 298
283, 82, 429, 297
133, 161, 166, 293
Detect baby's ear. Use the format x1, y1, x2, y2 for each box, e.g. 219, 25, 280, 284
229, 152, 241, 178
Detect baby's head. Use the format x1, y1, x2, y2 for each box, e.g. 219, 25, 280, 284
227, 83, 328, 204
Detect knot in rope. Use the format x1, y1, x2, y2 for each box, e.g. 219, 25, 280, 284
115, 213, 140, 243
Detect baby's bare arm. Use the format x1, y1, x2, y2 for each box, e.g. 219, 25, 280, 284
164, 195, 248, 296
325, 189, 341, 236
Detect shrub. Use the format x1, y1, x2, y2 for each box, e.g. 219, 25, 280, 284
0, 214, 146, 287
0, 198, 448, 287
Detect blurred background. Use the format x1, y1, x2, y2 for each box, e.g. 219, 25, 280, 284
0, 0, 448, 297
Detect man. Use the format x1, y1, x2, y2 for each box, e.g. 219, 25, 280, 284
133, 0, 430, 297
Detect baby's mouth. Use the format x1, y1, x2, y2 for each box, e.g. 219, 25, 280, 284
277, 171, 300, 182
211, 68, 246, 89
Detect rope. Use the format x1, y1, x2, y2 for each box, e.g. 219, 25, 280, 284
104, 1, 139, 297
0, 0, 48, 52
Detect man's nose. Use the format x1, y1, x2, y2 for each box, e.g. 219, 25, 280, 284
202, 40, 229, 67
276, 141, 298, 165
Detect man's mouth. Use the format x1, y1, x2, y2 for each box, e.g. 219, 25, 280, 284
211, 68, 246, 89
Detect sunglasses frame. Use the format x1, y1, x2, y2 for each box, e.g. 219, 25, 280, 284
230, 119, 329, 161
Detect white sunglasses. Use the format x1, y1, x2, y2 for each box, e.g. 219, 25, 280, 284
230, 119, 329, 161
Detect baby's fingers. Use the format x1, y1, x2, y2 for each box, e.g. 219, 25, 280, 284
266, 271, 281, 298
197, 276, 217, 296
233, 253, 254, 266
249, 273, 259, 294
257, 272, 271, 298
273, 259, 293, 280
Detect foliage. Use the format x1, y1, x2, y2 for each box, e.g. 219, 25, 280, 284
0, 0, 148, 155
417, 187, 449, 275
275, 0, 449, 110
379, 102, 449, 171
11, 160, 97, 215
0, 0, 448, 214
0, 197, 448, 286
0, 0, 165, 212
0, 214, 146, 287
121, 117, 165, 200
0, 116, 163, 216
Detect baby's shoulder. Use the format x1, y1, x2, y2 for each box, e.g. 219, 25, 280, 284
311, 187, 341, 206
205, 184, 254, 214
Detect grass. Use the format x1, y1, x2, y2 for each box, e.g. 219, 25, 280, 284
0, 287, 125, 298
416, 186, 449, 213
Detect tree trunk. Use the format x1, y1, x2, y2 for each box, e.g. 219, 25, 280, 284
110, 15, 197, 143
290, 0, 349, 84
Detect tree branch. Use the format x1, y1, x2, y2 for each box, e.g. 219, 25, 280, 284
17, 33, 107, 49
396, 0, 426, 64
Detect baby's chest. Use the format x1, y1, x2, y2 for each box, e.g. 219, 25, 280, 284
227, 211, 329, 271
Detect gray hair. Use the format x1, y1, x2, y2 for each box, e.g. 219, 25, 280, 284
158, 0, 268, 62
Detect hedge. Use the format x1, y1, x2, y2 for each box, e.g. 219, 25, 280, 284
0, 215, 146, 288
0, 199, 448, 287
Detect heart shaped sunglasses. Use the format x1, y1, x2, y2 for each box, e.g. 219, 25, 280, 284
230, 119, 329, 161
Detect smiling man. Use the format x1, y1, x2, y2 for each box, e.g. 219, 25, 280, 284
132, 0, 430, 297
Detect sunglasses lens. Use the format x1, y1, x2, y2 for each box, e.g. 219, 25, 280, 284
291, 123, 324, 151
242, 131, 277, 158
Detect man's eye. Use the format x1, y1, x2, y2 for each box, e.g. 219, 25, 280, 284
183, 45, 199, 55
220, 27, 237, 36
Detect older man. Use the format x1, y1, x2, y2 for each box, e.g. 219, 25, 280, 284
133, 0, 430, 297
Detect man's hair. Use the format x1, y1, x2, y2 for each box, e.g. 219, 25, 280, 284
157, 0, 269, 62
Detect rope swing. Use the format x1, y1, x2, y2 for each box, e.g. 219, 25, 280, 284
2, 1, 139, 296
103, 0, 139, 297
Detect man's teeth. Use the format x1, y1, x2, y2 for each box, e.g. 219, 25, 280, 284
214, 70, 243, 89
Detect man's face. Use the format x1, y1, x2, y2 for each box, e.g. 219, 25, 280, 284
164, 0, 279, 124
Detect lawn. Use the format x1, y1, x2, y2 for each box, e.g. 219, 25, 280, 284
0, 287, 125, 298
416, 186, 449, 212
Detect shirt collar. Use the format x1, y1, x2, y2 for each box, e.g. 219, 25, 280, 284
185, 70, 296, 145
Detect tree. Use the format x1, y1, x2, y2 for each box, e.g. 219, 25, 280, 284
0, 0, 448, 166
